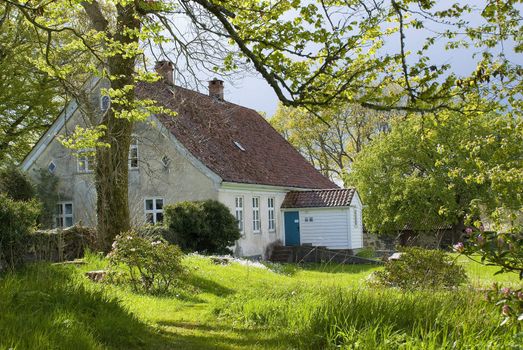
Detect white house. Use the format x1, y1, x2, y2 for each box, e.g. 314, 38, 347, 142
21, 61, 363, 258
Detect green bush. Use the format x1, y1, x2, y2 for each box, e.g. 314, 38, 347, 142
0, 194, 41, 270
164, 199, 240, 254
108, 230, 184, 294
0, 166, 35, 201
371, 247, 467, 290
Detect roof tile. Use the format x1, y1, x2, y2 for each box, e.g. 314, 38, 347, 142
281, 188, 356, 208
136, 82, 337, 189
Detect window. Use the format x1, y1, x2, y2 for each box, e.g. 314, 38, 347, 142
77, 150, 95, 173
268, 197, 275, 232
55, 202, 73, 228
100, 95, 110, 113
145, 198, 164, 224
161, 155, 171, 168
354, 208, 359, 227
235, 196, 244, 233
252, 197, 260, 233
48, 161, 56, 174
129, 139, 138, 169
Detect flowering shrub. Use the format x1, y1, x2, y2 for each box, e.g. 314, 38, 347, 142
108, 230, 184, 294
458, 227, 522, 326
371, 247, 468, 290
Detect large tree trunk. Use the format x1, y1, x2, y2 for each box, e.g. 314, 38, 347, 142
95, 5, 140, 251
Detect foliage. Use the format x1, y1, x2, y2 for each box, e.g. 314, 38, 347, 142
0, 166, 35, 201
164, 200, 241, 255
370, 247, 467, 290
355, 247, 375, 259
270, 103, 392, 185
108, 230, 184, 294
0, 194, 41, 270
134, 224, 170, 241
458, 228, 523, 326
0, 5, 63, 164
5, 0, 522, 250
34, 169, 60, 229
350, 110, 523, 235
29, 225, 97, 262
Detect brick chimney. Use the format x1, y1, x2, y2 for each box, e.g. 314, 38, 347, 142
208, 78, 224, 100
155, 60, 174, 85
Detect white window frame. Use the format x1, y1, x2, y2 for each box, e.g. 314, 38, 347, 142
55, 202, 73, 228
129, 138, 139, 169
252, 196, 261, 233
268, 197, 275, 232
354, 208, 359, 227
77, 150, 95, 173
235, 196, 244, 233
144, 198, 164, 224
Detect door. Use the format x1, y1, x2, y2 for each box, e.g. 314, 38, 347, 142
284, 211, 300, 246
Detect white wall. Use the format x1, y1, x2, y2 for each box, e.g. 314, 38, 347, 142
218, 183, 289, 258
298, 208, 350, 249
349, 193, 364, 249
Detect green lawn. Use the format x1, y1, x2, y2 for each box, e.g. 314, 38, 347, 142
0, 253, 521, 350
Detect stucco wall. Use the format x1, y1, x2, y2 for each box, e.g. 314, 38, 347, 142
24, 93, 219, 228
218, 184, 288, 258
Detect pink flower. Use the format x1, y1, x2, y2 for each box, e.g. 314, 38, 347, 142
501, 304, 510, 316
465, 227, 473, 235
453, 242, 465, 253
517, 291, 523, 300
501, 287, 511, 297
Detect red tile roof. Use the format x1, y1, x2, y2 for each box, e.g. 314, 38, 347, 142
281, 188, 356, 208
136, 82, 337, 189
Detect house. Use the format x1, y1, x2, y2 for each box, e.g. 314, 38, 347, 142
21, 61, 364, 258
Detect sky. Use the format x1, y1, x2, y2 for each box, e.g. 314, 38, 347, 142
204, 1, 520, 118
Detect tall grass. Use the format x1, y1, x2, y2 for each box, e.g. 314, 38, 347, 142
0, 263, 166, 350
214, 285, 521, 349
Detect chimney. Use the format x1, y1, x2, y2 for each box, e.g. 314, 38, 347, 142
208, 78, 224, 100
155, 60, 174, 85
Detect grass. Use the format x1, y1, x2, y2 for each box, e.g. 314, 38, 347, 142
0, 253, 521, 350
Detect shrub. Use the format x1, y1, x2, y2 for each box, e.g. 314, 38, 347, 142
371, 247, 467, 290
108, 230, 184, 294
34, 169, 59, 229
135, 224, 170, 241
164, 200, 241, 254
0, 194, 41, 270
0, 166, 35, 201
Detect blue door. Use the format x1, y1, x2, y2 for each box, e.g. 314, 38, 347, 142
284, 211, 300, 246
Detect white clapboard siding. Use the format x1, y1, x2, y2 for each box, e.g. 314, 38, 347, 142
299, 209, 350, 249
350, 194, 363, 249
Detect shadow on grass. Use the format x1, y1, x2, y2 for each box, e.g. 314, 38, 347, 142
300, 262, 379, 274
182, 273, 235, 297
0, 263, 175, 350
155, 320, 289, 350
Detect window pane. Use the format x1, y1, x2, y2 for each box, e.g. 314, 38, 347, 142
56, 217, 61, 227
145, 199, 154, 210
156, 212, 164, 223
65, 203, 72, 215
146, 213, 154, 224
156, 199, 163, 210
65, 217, 73, 227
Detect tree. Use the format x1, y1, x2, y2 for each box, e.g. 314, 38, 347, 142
270, 103, 392, 185
349, 108, 523, 236
0, 4, 63, 164
4, 0, 522, 249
